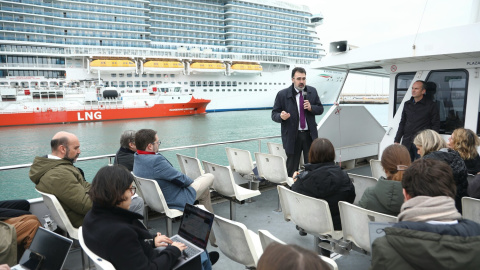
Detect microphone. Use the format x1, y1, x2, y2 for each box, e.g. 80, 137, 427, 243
302, 90, 307, 100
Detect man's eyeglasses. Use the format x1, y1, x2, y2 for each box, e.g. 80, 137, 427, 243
128, 186, 136, 195
151, 141, 161, 146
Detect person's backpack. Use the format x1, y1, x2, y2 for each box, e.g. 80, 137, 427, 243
0, 220, 17, 265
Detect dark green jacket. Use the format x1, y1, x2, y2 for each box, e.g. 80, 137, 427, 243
371, 220, 480, 270
29, 156, 91, 228
358, 177, 403, 216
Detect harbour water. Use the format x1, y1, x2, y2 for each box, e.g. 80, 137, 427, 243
0, 104, 387, 201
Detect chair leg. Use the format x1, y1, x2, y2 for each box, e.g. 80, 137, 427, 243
230, 201, 236, 221
81, 248, 90, 270
166, 217, 173, 237
314, 236, 321, 254
274, 193, 282, 212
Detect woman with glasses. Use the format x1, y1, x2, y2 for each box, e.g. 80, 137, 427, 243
358, 144, 411, 216
82, 165, 192, 270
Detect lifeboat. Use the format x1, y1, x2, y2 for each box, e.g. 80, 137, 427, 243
231, 63, 263, 74
190, 62, 226, 74
144, 61, 184, 74
90, 59, 136, 73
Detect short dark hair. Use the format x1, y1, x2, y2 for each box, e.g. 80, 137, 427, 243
415, 80, 426, 90
120, 130, 136, 149
51, 136, 69, 152
291, 67, 306, 78
257, 243, 329, 270
402, 159, 456, 199
309, 138, 335, 164
89, 165, 134, 207
135, 129, 157, 151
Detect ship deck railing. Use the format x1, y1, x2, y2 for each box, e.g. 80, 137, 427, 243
0, 135, 281, 172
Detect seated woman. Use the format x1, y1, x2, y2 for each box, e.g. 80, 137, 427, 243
358, 144, 410, 216
257, 243, 329, 270
83, 165, 207, 270
414, 129, 468, 213
448, 128, 480, 174
291, 138, 356, 231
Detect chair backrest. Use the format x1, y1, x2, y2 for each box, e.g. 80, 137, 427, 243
134, 176, 173, 217
348, 173, 378, 205
338, 201, 396, 253
213, 214, 262, 268
202, 160, 237, 198
225, 147, 255, 175
35, 189, 78, 239
370, 159, 386, 180
462, 196, 480, 224
78, 227, 115, 270
467, 174, 476, 185
258, 229, 285, 251
176, 154, 203, 180
267, 142, 304, 168
267, 142, 287, 161
254, 152, 291, 185
131, 173, 145, 200
277, 186, 336, 238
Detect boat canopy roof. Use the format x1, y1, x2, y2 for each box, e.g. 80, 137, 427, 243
313, 22, 480, 76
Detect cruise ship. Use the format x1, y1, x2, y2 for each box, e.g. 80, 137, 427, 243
0, 0, 343, 112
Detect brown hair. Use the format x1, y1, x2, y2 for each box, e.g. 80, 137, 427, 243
257, 243, 329, 270
402, 159, 456, 199
135, 129, 157, 151
309, 138, 335, 164
381, 144, 411, 181
413, 129, 446, 156
450, 128, 480, 160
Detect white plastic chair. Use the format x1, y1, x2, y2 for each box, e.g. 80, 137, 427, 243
257, 229, 338, 270
462, 196, 480, 224
133, 176, 183, 236
277, 185, 341, 253
370, 159, 386, 180
267, 142, 304, 169
225, 147, 255, 179
78, 227, 115, 270
202, 160, 261, 220
131, 173, 149, 226
176, 154, 204, 180
212, 214, 262, 268
348, 173, 378, 205
254, 152, 293, 186
338, 201, 396, 254
35, 189, 88, 268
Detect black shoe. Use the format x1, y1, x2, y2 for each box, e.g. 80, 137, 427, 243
296, 225, 307, 236
209, 251, 219, 266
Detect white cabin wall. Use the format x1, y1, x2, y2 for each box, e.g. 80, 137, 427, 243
464, 68, 480, 131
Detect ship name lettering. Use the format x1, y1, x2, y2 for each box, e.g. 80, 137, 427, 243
467, 61, 480, 66
77, 111, 102, 121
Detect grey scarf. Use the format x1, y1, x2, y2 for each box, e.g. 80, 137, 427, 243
397, 196, 461, 222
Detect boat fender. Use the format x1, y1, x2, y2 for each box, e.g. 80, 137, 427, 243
101, 105, 104, 108
36, 107, 39, 111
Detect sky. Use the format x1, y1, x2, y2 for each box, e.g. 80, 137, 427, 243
280, 0, 477, 94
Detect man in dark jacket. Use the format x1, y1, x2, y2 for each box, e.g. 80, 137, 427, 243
114, 130, 137, 171
394, 80, 440, 161
271, 67, 324, 176
371, 159, 480, 270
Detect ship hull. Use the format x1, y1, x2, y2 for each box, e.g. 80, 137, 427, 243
0, 98, 209, 127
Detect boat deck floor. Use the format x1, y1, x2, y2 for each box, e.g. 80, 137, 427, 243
63, 165, 373, 270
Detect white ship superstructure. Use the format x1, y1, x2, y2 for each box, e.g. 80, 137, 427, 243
0, 0, 342, 111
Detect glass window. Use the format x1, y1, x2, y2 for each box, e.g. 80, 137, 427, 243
190, 81, 195, 87
111, 73, 116, 77
227, 81, 231, 87
425, 70, 468, 134
196, 81, 201, 86
221, 81, 226, 86
142, 81, 148, 87
215, 81, 220, 86
119, 73, 124, 77
203, 81, 208, 87
127, 73, 132, 77
394, 72, 415, 116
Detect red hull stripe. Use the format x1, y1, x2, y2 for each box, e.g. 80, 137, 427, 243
0, 99, 210, 127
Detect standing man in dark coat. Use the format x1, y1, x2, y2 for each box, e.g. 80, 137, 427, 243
272, 67, 324, 177
395, 80, 440, 161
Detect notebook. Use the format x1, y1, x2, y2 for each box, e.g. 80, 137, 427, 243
11, 227, 73, 270
167, 203, 215, 270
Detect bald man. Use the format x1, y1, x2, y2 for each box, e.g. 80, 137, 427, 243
29, 131, 143, 228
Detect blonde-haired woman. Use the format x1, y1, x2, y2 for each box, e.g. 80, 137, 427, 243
358, 144, 410, 216
448, 128, 480, 174
414, 129, 468, 212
